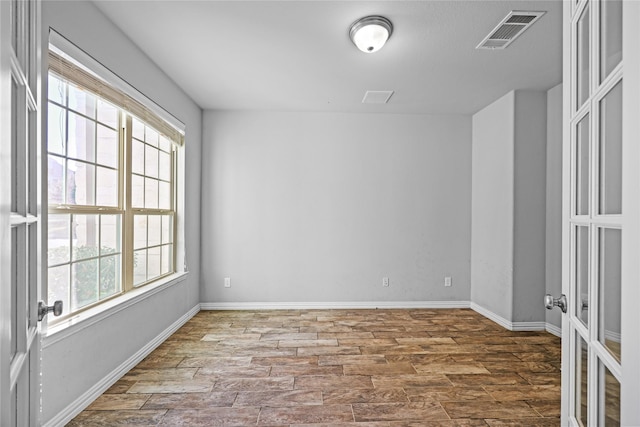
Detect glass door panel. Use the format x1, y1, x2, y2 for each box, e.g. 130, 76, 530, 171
576, 334, 589, 426
577, 4, 590, 109
600, 0, 622, 83
576, 226, 590, 326
598, 227, 621, 362
576, 115, 590, 215
598, 81, 622, 215
599, 362, 620, 426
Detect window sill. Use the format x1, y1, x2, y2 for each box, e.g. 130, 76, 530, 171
42, 271, 189, 348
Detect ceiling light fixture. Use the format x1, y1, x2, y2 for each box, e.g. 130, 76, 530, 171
349, 15, 393, 53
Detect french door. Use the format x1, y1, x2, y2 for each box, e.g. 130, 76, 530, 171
0, 0, 43, 425
561, 0, 640, 425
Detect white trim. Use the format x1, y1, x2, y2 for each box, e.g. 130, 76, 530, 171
43, 272, 189, 347
42, 304, 200, 427
546, 322, 563, 337
470, 302, 547, 331
200, 300, 471, 311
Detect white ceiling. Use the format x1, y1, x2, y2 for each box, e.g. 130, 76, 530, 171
93, 0, 562, 115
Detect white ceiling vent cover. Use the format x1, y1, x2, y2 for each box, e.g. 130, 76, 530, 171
477, 11, 545, 50
362, 90, 394, 104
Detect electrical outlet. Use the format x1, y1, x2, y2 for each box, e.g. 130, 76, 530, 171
382, 277, 389, 287
224, 277, 231, 288
444, 276, 452, 287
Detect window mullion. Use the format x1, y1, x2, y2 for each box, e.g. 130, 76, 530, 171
123, 114, 134, 292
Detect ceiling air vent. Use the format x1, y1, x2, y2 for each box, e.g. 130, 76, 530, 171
477, 11, 545, 50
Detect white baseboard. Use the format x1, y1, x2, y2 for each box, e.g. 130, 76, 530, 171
43, 304, 200, 427
470, 302, 547, 332
546, 323, 562, 337
200, 300, 471, 310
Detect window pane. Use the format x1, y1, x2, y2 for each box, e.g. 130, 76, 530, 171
145, 145, 159, 178
134, 215, 147, 250
145, 126, 158, 147
48, 264, 70, 315
577, 5, 590, 109
148, 246, 161, 280
159, 151, 171, 181
68, 83, 96, 119
47, 102, 66, 156
145, 178, 158, 209
48, 214, 70, 265
132, 117, 144, 141
100, 215, 121, 255
598, 228, 621, 362
97, 99, 118, 129
148, 215, 161, 247
72, 258, 98, 309
96, 124, 118, 168
132, 139, 145, 175
67, 160, 95, 206
576, 335, 588, 425
72, 214, 99, 261
576, 226, 589, 327
599, 81, 622, 215
600, 363, 620, 426
68, 112, 96, 163
134, 249, 147, 286
600, 0, 622, 83
48, 155, 65, 205
159, 135, 172, 152
132, 174, 144, 208
161, 215, 173, 244
159, 181, 171, 210
48, 74, 65, 105
100, 255, 121, 299
161, 244, 172, 275
96, 166, 118, 207
576, 115, 590, 215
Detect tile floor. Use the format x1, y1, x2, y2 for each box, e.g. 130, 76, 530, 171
68, 308, 561, 426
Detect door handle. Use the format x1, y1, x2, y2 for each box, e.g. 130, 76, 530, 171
544, 294, 567, 313
38, 300, 63, 321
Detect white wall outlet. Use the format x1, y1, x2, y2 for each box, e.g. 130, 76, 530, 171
444, 276, 452, 287
382, 277, 389, 287
224, 277, 231, 288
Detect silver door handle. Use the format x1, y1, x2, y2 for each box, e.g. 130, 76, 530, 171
544, 294, 567, 313
38, 300, 63, 321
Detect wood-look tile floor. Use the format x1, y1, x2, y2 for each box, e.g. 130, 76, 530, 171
68, 308, 561, 426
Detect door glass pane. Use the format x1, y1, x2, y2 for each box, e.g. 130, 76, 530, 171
576, 334, 589, 426
598, 228, 621, 362
600, 0, 622, 82
576, 226, 590, 326
576, 115, 590, 215
10, 227, 18, 360
577, 5, 590, 109
598, 81, 622, 215
599, 362, 620, 426
11, 76, 18, 212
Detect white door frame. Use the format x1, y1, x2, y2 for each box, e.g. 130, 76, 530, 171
0, 0, 42, 425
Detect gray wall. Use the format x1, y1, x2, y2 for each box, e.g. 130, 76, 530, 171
41, 1, 202, 423
470, 92, 515, 321
201, 111, 472, 304
513, 91, 547, 322
545, 83, 563, 330
471, 90, 548, 324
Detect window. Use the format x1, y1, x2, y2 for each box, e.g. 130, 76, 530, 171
47, 49, 183, 321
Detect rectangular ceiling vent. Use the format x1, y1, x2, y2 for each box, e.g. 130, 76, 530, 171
362, 90, 394, 104
477, 11, 545, 50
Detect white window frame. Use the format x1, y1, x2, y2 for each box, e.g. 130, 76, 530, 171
43, 30, 187, 336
